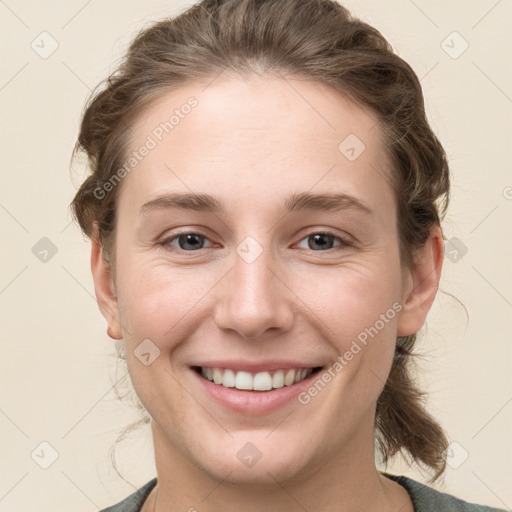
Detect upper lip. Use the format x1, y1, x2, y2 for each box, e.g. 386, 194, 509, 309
191, 360, 325, 372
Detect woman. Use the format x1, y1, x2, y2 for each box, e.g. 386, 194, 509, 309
70, 0, 506, 510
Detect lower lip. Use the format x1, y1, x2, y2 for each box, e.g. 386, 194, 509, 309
190, 368, 321, 415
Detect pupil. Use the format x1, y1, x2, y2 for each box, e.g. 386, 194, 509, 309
310, 233, 332, 250
180, 234, 202, 250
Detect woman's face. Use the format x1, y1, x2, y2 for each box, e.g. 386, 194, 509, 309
93, 71, 437, 485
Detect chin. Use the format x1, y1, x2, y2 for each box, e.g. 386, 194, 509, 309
196, 437, 314, 487
208, 458, 305, 487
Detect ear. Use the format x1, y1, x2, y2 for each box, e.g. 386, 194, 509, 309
396, 224, 444, 337
90, 224, 122, 340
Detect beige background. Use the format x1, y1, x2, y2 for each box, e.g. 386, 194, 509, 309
1, 0, 511, 510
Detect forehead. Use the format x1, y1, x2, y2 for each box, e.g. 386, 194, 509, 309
118, 71, 393, 216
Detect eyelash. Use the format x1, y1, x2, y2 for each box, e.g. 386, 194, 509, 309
158, 229, 353, 253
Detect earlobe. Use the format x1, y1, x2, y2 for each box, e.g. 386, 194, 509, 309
396, 225, 444, 337
90, 224, 123, 340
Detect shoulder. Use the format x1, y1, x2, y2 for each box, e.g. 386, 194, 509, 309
382, 472, 508, 512
98, 477, 157, 512
96, 474, 508, 512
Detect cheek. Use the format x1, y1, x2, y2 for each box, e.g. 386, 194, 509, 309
294, 259, 402, 377
116, 260, 217, 348
297, 258, 402, 328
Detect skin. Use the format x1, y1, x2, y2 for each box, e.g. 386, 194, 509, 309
91, 70, 443, 512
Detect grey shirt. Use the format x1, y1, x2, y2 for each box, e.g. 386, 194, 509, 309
99, 471, 508, 511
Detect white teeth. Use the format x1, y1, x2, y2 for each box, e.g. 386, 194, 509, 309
212, 368, 223, 385
199, 367, 314, 390
253, 372, 272, 391
223, 369, 236, 387
284, 369, 296, 386
235, 371, 253, 390
272, 371, 284, 389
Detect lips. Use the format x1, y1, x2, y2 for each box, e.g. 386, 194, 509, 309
190, 363, 324, 415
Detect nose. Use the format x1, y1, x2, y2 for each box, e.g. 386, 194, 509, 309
213, 239, 294, 340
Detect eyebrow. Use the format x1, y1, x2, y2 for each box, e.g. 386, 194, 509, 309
139, 191, 373, 216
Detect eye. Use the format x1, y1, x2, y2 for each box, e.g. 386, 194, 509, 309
296, 231, 352, 251
159, 232, 215, 252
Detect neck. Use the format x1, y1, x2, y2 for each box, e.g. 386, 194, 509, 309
144, 417, 412, 512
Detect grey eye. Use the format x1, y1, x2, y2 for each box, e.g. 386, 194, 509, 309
163, 232, 214, 251
297, 233, 342, 251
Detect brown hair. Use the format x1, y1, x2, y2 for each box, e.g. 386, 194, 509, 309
70, 0, 450, 485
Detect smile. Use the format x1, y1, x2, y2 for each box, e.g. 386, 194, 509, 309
194, 366, 323, 391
